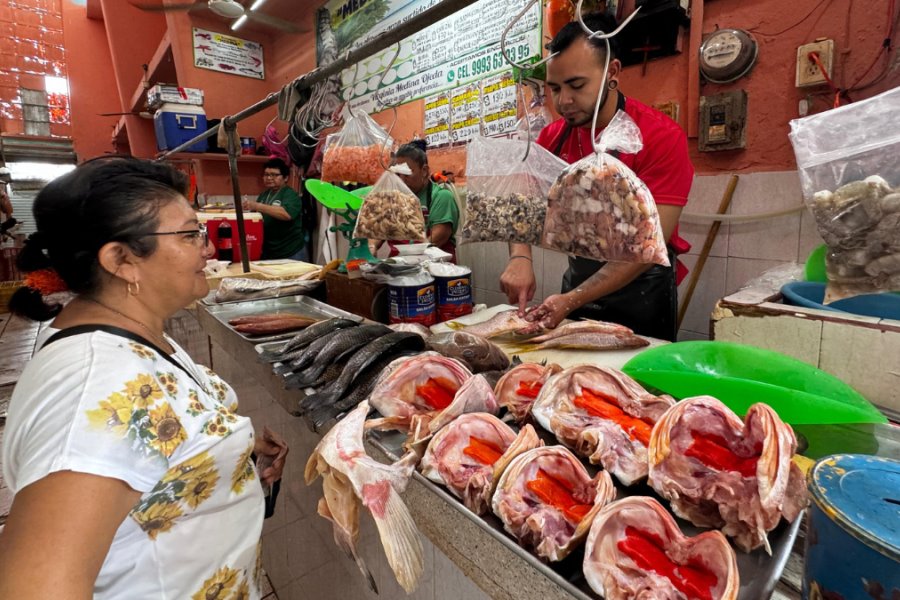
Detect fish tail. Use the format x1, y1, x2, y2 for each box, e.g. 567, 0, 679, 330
364, 482, 424, 593
505, 343, 537, 354
318, 472, 378, 594
258, 350, 282, 363
300, 391, 336, 414
445, 321, 464, 331
309, 405, 341, 433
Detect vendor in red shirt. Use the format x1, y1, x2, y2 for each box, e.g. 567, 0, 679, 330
501, 12, 694, 341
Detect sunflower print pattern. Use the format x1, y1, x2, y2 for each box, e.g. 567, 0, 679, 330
191, 566, 244, 600
131, 451, 219, 537
86, 373, 187, 461
231, 443, 256, 494
157, 371, 179, 397
129, 341, 156, 360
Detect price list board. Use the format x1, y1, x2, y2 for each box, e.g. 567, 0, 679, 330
424, 70, 519, 147
324, 0, 542, 113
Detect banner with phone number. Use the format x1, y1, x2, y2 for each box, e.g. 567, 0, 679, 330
320, 0, 541, 113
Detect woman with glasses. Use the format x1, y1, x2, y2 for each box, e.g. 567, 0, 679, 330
0, 156, 287, 599
242, 157, 309, 262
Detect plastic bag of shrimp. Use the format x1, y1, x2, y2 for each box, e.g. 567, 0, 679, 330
353, 167, 427, 242
321, 111, 394, 185
541, 110, 670, 266
790, 86, 900, 302
461, 135, 567, 246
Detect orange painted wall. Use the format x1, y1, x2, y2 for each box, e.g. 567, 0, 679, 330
61, 0, 119, 160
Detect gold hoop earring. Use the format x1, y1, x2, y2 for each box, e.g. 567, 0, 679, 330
127, 280, 140, 296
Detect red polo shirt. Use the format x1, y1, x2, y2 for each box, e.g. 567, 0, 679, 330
536, 96, 693, 281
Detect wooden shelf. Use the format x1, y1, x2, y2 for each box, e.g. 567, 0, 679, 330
164, 152, 272, 163
128, 32, 178, 114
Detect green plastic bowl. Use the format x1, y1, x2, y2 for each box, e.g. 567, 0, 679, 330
305, 179, 363, 211
622, 341, 886, 426
804, 244, 828, 282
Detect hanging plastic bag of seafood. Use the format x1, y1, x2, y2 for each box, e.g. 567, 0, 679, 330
789, 86, 900, 302
541, 110, 670, 266
515, 93, 554, 143
461, 135, 567, 246
320, 111, 394, 185
353, 166, 427, 242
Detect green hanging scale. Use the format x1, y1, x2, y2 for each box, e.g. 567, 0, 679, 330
304, 179, 377, 272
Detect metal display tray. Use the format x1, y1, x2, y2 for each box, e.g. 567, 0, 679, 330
205, 296, 362, 343
367, 429, 801, 600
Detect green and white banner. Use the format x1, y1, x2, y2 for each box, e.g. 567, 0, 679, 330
318, 0, 542, 112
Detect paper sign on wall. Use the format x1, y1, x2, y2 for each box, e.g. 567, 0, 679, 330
192, 28, 265, 80
424, 93, 451, 148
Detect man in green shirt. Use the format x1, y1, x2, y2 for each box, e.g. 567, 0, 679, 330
242, 158, 309, 261
389, 140, 460, 262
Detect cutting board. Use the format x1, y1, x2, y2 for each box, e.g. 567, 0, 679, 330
249, 260, 320, 278
431, 304, 667, 370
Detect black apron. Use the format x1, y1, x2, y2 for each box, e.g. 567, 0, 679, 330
554, 94, 678, 342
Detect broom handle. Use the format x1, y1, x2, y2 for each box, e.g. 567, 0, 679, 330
676, 174, 740, 331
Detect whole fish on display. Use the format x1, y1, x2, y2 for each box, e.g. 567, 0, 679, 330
284, 324, 391, 388
447, 309, 543, 338
273, 325, 356, 376
258, 318, 359, 362
300, 332, 427, 414
387, 322, 433, 339
232, 315, 318, 336
305, 350, 421, 433
426, 331, 510, 373
516, 331, 649, 352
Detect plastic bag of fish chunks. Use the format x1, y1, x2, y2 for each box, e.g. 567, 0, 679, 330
789, 86, 900, 302
461, 135, 567, 246
541, 110, 670, 266
353, 169, 427, 242
320, 111, 394, 185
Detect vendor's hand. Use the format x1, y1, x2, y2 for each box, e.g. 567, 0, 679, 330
254, 426, 289, 486
242, 198, 255, 212
525, 293, 577, 329
500, 259, 536, 315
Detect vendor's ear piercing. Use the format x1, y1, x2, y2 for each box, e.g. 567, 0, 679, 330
608, 80, 618, 90
127, 280, 141, 296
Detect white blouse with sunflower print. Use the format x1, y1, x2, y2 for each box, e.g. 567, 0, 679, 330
2, 329, 265, 599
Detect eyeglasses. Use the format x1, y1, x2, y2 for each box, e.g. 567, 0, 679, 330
144, 223, 209, 247
262, 172, 283, 179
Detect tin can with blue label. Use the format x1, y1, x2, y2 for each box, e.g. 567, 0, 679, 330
388, 274, 436, 327
429, 263, 473, 322
803, 454, 899, 600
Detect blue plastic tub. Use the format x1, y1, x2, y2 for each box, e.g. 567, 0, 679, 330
780, 281, 900, 321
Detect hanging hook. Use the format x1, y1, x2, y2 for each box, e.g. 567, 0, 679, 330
374, 43, 402, 113
575, 1, 641, 39
517, 70, 532, 161
500, 0, 558, 70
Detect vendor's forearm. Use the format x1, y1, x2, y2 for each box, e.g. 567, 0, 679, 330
566, 261, 653, 309
430, 223, 452, 248
253, 203, 291, 220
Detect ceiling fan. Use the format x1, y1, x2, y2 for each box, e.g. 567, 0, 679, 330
130, 0, 306, 33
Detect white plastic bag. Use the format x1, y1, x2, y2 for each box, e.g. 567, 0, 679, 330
790, 87, 900, 302
353, 169, 427, 242
321, 111, 393, 185
461, 135, 567, 246
541, 111, 669, 266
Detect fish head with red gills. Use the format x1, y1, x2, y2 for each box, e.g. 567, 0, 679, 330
584, 496, 739, 600
491, 445, 616, 562
366, 353, 473, 431
304, 400, 424, 593
494, 362, 564, 424
648, 396, 808, 553
420, 413, 541, 515
531, 365, 675, 486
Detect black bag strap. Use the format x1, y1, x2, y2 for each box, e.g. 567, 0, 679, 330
41, 324, 204, 388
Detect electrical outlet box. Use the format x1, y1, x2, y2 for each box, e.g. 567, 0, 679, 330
698, 91, 748, 152
796, 39, 834, 87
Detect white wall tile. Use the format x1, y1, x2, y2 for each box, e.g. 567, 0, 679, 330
680, 173, 735, 257
480, 241, 510, 294
678, 220, 730, 258
677, 254, 727, 336
724, 257, 794, 296
726, 171, 804, 262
